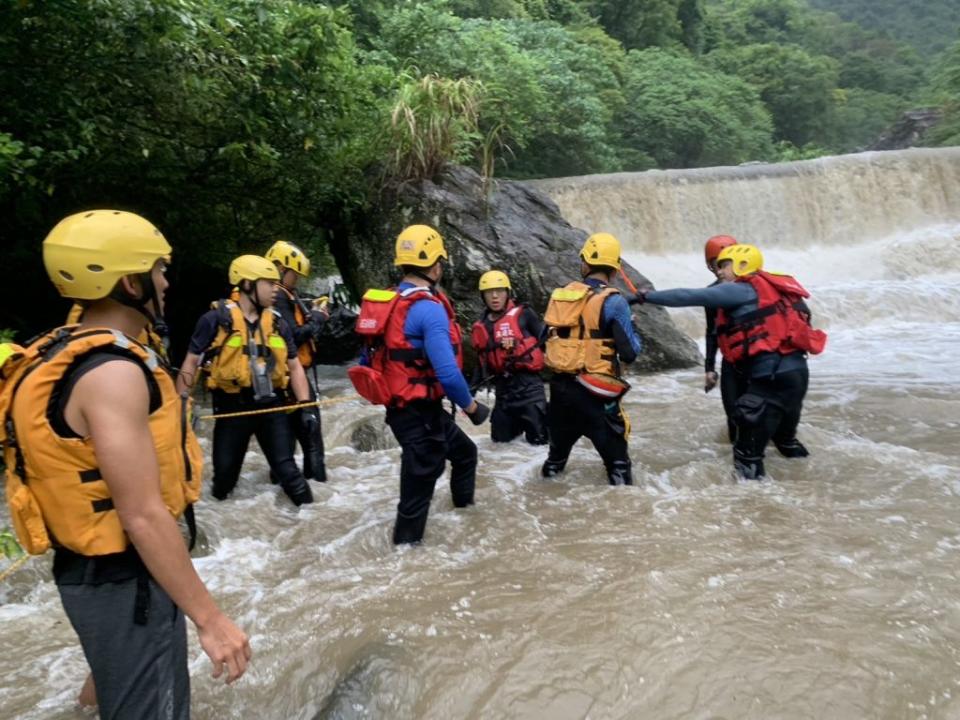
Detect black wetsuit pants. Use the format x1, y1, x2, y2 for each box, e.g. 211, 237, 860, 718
720, 359, 749, 444
286, 377, 327, 482
211, 391, 313, 505
542, 376, 632, 485
385, 400, 477, 545
733, 366, 809, 479
490, 372, 548, 445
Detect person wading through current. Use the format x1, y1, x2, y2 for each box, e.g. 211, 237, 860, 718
639, 244, 826, 479
702, 234, 748, 442
0, 210, 250, 719
541, 232, 642, 486
176, 255, 316, 506
470, 270, 548, 445
265, 239, 328, 483
349, 224, 490, 544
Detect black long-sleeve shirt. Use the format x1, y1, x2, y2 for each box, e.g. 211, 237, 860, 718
273, 289, 323, 349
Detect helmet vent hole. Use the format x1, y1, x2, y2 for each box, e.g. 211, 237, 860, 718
84, 212, 95, 218
59, 270, 75, 281
87, 264, 104, 273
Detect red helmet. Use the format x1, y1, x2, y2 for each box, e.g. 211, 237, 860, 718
704, 235, 738, 266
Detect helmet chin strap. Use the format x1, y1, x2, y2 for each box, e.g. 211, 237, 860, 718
240, 280, 264, 313
410, 268, 437, 287
110, 272, 160, 326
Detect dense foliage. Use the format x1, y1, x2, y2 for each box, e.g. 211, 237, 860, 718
807, 0, 960, 58
0, 0, 956, 342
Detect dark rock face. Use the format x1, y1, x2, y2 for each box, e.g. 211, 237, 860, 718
329, 165, 700, 372
869, 108, 943, 151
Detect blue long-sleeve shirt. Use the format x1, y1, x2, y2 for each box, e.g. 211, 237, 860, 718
400, 283, 474, 409
584, 278, 643, 362
645, 283, 806, 377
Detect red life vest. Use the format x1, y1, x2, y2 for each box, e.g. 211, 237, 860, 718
349, 286, 463, 407
716, 271, 827, 364
471, 301, 544, 375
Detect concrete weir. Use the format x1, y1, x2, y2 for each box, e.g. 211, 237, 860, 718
529, 147, 960, 254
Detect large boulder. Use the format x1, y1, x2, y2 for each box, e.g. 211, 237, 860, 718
329, 165, 700, 372
869, 108, 943, 151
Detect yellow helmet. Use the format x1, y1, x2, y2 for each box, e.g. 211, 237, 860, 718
478, 270, 511, 292
43, 210, 171, 300
229, 255, 280, 285
266, 239, 311, 277
580, 232, 621, 270
394, 224, 448, 268
717, 244, 763, 276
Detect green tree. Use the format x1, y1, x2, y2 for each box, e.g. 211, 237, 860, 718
618, 49, 772, 167
372, 5, 628, 177
0, 0, 382, 335
708, 43, 839, 146
824, 88, 907, 151
925, 41, 960, 146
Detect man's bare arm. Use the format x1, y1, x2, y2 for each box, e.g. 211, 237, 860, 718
73, 360, 251, 682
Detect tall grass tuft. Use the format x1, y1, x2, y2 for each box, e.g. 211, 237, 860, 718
387, 73, 485, 182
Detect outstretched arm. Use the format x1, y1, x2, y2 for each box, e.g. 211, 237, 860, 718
645, 283, 756, 309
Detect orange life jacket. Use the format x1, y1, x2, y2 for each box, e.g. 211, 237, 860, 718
277, 285, 316, 368
471, 301, 544, 375
0, 327, 203, 556
203, 300, 289, 393
543, 281, 620, 376
716, 271, 827, 364
349, 286, 463, 407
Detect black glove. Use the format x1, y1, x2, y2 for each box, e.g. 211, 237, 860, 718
300, 406, 320, 434
465, 401, 490, 426
627, 291, 647, 306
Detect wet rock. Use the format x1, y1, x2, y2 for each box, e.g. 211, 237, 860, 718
349, 416, 396, 452
869, 108, 943, 151
329, 165, 700, 372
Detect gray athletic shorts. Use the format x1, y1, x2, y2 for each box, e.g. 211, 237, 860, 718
58, 577, 190, 720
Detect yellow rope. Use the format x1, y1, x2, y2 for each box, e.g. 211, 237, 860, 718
0, 554, 30, 584
198, 394, 362, 421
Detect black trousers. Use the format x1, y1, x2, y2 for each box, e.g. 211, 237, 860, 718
733, 366, 809, 478
543, 376, 632, 485
720, 359, 749, 444
491, 372, 548, 445
286, 377, 327, 481
385, 400, 477, 545
211, 391, 313, 505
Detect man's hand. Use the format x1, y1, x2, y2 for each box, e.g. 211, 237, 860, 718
196, 611, 252, 684
300, 406, 320, 434
704, 371, 719, 393
465, 401, 491, 426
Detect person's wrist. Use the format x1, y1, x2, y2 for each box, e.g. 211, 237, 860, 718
466, 400, 478, 414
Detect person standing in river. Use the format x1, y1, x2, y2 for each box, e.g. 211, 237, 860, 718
176, 255, 316, 506
470, 270, 548, 445
702, 234, 748, 442
638, 244, 826, 479
540, 232, 642, 486
348, 224, 490, 544
266, 239, 329, 483
0, 210, 251, 718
